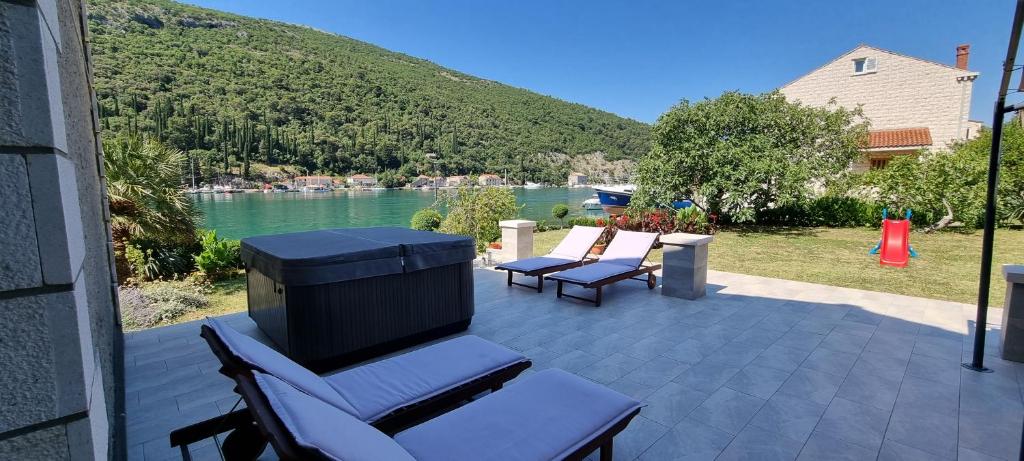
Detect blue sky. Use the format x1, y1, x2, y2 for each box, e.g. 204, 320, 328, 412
186, 0, 1016, 124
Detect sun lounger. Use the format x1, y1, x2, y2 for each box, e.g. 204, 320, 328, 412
495, 225, 604, 292
244, 368, 642, 460
169, 317, 531, 457
547, 230, 662, 307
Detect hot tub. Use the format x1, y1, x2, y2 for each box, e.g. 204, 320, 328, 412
240, 227, 475, 371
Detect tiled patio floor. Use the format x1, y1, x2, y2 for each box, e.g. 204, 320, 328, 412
125, 269, 1024, 460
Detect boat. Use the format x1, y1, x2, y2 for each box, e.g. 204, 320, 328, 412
302, 184, 330, 192
524, 182, 543, 189
594, 185, 694, 214
582, 194, 602, 210
593, 185, 636, 214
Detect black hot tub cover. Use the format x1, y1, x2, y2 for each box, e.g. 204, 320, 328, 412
241, 227, 475, 286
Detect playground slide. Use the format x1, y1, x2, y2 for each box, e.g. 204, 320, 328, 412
879, 219, 911, 267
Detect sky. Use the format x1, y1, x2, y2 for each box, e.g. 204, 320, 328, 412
185, 0, 1019, 124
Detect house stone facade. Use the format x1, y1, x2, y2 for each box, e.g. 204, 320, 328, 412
1, 0, 122, 458
780, 44, 981, 169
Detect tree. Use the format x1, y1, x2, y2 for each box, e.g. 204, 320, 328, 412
104, 136, 198, 280
631, 91, 867, 222
552, 204, 569, 227
438, 186, 520, 250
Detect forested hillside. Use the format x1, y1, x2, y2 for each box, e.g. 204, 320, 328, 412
86, 0, 650, 184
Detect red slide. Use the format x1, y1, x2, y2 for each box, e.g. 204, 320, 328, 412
878, 219, 911, 267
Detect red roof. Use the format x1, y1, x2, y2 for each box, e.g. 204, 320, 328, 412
350, 174, 373, 179
867, 128, 932, 149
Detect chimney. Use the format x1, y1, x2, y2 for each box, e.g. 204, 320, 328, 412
956, 44, 970, 70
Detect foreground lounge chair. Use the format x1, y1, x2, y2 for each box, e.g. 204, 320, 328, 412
244, 368, 642, 460
495, 225, 604, 292
169, 317, 531, 458
548, 230, 661, 307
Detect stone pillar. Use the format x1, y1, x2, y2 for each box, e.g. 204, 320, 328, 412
660, 233, 713, 300
1001, 265, 1024, 362
498, 220, 536, 262
0, 1, 121, 459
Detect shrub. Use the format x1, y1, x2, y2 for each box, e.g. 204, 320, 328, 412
551, 204, 569, 227
756, 196, 881, 227
124, 240, 196, 281
567, 216, 598, 227
410, 208, 443, 231
194, 230, 241, 280
119, 280, 209, 330
438, 187, 519, 250
675, 206, 715, 234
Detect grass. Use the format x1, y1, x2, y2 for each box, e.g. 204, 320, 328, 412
171, 271, 248, 325
534, 226, 1024, 306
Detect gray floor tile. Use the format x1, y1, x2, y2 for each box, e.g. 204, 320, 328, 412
663, 338, 716, 364
834, 369, 901, 411
642, 382, 710, 426
776, 367, 845, 405
621, 356, 690, 387
673, 361, 742, 393
608, 377, 659, 401
878, 438, 952, 460
703, 341, 766, 367
798, 431, 879, 461
724, 364, 791, 399
622, 336, 678, 361
801, 348, 858, 377
547, 349, 602, 373
579, 353, 647, 384
819, 331, 870, 354
688, 387, 766, 434
814, 397, 891, 451
885, 403, 958, 459
752, 345, 811, 373
774, 330, 826, 352
639, 417, 733, 461
748, 393, 827, 442
894, 374, 959, 417
609, 415, 670, 461
905, 352, 961, 386
716, 425, 803, 461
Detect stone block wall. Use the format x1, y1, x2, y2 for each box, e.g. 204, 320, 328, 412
781, 45, 978, 150
0, 0, 121, 459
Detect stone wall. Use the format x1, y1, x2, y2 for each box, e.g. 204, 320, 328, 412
0, 0, 121, 459
781, 45, 978, 149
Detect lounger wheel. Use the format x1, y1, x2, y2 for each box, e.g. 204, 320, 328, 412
647, 273, 656, 289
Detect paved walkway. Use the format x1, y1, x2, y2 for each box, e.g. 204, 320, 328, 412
125, 269, 1024, 460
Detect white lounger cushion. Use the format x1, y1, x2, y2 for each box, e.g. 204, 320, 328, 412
547, 226, 605, 261
325, 335, 527, 421
254, 372, 416, 461
598, 230, 658, 269
395, 369, 643, 461
206, 317, 527, 422
206, 317, 360, 416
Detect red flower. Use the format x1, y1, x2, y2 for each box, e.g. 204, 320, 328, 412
595, 218, 606, 227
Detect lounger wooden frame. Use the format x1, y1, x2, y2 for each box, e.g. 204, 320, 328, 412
230, 369, 640, 461
504, 258, 598, 293
169, 325, 531, 459
555, 263, 662, 307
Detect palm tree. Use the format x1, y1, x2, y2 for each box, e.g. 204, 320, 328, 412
104, 136, 197, 280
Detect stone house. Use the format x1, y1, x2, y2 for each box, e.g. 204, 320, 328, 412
568, 172, 588, 186
347, 173, 377, 187
780, 44, 982, 170
409, 175, 431, 187
478, 173, 503, 186
446, 175, 470, 187
292, 175, 333, 188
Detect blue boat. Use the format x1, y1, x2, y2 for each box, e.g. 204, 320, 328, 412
594, 185, 693, 214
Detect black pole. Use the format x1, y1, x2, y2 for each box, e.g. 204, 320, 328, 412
964, 0, 1024, 372
965, 103, 1005, 372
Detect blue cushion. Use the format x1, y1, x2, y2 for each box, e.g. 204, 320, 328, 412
253, 372, 415, 461
496, 256, 576, 273
547, 262, 635, 284
205, 317, 360, 417
394, 369, 642, 461
326, 335, 527, 421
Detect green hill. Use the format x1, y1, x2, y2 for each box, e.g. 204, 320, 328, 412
86, 0, 650, 184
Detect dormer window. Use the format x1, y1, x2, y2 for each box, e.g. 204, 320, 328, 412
853, 57, 877, 75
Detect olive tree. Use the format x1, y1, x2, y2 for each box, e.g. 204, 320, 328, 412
631, 91, 867, 222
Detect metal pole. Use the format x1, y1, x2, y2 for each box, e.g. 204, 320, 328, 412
964, 0, 1024, 372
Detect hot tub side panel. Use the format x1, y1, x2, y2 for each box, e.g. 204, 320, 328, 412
246, 268, 290, 354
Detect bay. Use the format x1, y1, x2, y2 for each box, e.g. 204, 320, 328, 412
193, 187, 604, 239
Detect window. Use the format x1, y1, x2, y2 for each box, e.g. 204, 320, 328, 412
870, 157, 890, 170
853, 57, 877, 75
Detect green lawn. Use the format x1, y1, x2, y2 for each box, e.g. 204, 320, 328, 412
534, 226, 1024, 306
181, 226, 1023, 328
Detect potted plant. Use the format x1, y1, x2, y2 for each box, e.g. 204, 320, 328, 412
590, 218, 613, 254
488, 241, 502, 250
